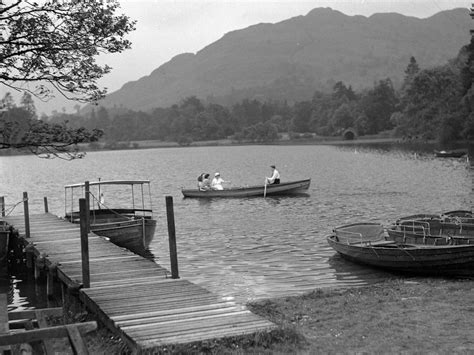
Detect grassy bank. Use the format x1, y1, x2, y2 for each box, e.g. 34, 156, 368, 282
55, 276, 474, 353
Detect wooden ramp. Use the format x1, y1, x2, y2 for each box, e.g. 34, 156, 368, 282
2, 213, 275, 352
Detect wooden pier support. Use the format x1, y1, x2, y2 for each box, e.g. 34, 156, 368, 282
47, 263, 58, 297
84, 181, 90, 233
23, 192, 30, 239
43, 197, 48, 213
79, 198, 90, 289
166, 196, 179, 279
25, 245, 35, 270
34, 261, 41, 280
0, 196, 4, 217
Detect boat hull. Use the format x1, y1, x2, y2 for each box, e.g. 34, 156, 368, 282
67, 209, 157, 256
328, 234, 474, 275
182, 179, 310, 198
90, 218, 156, 255
434, 150, 467, 158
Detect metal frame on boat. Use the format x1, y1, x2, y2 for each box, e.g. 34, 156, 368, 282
181, 178, 311, 198
64, 180, 157, 255
387, 211, 474, 245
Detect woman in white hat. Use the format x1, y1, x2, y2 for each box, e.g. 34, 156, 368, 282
211, 172, 229, 190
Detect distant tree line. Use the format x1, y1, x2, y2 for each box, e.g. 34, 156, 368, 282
3, 37, 474, 147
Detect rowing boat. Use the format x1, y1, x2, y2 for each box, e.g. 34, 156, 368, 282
387, 211, 474, 245
434, 149, 467, 158
328, 223, 474, 275
181, 178, 310, 198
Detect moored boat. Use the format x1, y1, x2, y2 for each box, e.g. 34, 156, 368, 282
64, 180, 157, 256
434, 149, 467, 158
327, 223, 474, 275
181, 178, 310, 198
387, 211, 474, 245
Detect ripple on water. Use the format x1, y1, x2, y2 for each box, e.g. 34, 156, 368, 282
1, 145, 472, 306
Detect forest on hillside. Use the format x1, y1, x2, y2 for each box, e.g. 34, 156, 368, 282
3, 37, 474, 149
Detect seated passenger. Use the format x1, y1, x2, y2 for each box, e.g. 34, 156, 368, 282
200, 174, 211, 191
211, 172, 228, 190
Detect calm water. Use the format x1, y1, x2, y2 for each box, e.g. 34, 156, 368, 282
0, 144, 472, 306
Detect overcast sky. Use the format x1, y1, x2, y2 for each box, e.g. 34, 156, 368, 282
2, 0, 470, 115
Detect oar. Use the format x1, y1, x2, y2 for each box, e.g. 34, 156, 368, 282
264, 179, 267, 198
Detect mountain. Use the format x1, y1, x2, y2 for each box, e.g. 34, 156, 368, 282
96, 7, 472, 112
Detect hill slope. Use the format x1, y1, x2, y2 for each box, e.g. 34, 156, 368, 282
97, 7, 471, 111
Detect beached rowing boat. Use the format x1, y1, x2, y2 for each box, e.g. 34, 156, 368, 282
181, 178, 310, 198
327, 223, 474, 275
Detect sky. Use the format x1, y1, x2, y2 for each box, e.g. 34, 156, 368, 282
2, 0, 470, 115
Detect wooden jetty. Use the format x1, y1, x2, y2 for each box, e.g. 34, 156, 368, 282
0, 293, 97, 354
1, 204, 275, 352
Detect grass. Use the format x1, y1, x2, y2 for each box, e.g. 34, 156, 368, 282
49, 276, 474, 354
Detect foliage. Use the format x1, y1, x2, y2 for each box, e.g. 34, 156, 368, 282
6, 38, 474, 148
0, 0, 135, 102
393, 55, 466, 141
0, 96, 102, 159
0, 0, 134, 159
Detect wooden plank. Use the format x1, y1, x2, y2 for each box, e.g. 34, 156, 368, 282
33, 237, 100, 244
24, 320, 44, 354
110, 302, 238, 322
36, 310, 56, 355
117, 307, 247, 327
0, 322, 97, 346
124, 312, 269, 337
0, 294, 10, 353
8, 308, 63, 320
88, 297, 231, 317
59, 255, 142, 265
66, 324, 90, 355
2, 212, 276, 352
138, 322, 275, 347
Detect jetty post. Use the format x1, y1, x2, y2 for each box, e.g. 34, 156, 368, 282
165, 196, 179, 279
43, 197, 49, 213
0, 196, 4, 217
84, 181, 90, 233
79, 198, 90, 288
23, 192, 30, 239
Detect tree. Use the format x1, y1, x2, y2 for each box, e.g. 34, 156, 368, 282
0, 1, 134, 158
1, 0, 135, 102
359, 79, 397, 134
20, 92, 36, 116
292, 101, 312, 132
404, 57, 420, 82
330, 103, 354, 132
394, 65, 462, 140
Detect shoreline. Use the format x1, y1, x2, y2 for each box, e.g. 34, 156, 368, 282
2, 136, 469, 158
0, 136, 431, 158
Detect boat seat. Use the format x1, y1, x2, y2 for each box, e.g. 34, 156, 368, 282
350, 240, 396, 247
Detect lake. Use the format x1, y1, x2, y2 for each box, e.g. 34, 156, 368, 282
1, 144, 472, 306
